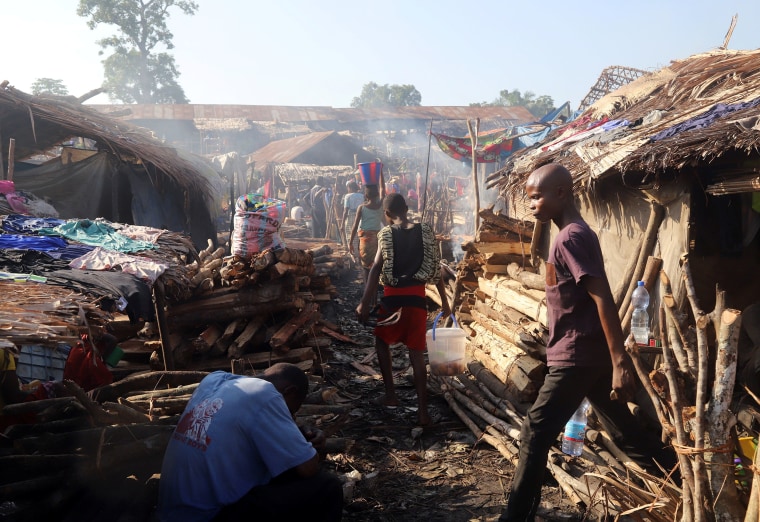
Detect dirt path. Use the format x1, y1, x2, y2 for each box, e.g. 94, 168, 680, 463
317, 269, 581, 522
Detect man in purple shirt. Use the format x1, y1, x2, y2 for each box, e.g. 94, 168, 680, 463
500, 163, 673, 521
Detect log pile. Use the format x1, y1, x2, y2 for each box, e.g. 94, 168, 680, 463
126, 241, 351, 373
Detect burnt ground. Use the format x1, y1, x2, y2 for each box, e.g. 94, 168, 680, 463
315, 268, 584, 522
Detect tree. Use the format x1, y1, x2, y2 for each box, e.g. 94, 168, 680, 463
351, 82, 422, 108
30, 78, 70, 96
470, 89, 555, 119
77, 0, 198, 104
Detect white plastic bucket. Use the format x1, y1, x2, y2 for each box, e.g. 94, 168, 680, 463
427, 312, 466, 376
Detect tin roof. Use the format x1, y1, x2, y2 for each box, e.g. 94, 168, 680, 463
88, 104, 536, 124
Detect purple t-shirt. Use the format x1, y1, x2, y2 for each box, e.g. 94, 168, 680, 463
545, 221, 611, 367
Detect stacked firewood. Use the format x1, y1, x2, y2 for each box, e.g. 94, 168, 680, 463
139, 243, 350, 371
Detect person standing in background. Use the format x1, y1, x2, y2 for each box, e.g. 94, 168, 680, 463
341, 181, 364, 256
309, 177, 328, 239
348, 184, 384, 287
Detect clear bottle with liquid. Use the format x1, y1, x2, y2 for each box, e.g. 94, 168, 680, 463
630, 281, 650, 345
562, 398, 591, 456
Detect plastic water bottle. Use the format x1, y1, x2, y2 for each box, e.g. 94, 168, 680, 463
562, 398, 591, 456
630, 281, 650, 345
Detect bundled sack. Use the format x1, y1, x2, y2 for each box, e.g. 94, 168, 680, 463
231, 193, 287, 258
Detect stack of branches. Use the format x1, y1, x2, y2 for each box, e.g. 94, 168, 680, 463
131, 230, 200, 303
433, 372, 683, 519
0, 280, 110, 347
624, 257, 744, 522
0, 373, 206, 521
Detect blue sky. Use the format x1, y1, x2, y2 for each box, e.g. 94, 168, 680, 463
6, 1, 760, 110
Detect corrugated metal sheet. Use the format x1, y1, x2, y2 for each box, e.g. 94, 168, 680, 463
88, 104, 536, 124
248, 131, 335, 164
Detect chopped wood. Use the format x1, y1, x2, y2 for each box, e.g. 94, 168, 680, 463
269, 303, 320, 352
228, 316, 266, 358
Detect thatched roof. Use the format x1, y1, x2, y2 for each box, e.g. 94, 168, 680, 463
0, 82, 210, 198
492, 49, 760, 199
273, 163, 355, 183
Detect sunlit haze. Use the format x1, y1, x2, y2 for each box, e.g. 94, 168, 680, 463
6, 0, 760, 109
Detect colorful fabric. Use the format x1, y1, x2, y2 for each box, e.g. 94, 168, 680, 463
432, 129, 515, 163
358, 229, 378, 269
375, 285, 428, 351
158, 372, 316, 522
651, 96, 760, 142
0, 234, 68, 251
39, 219, 156, 253
1, 214, 65, 234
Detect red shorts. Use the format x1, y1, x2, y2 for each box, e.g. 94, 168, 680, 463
374, 285, 427, 351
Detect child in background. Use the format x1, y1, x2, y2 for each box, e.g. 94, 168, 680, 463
348, 184, 384, 285
356, 193, 450, 426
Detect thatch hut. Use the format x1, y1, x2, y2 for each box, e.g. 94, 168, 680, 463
490, 49, 760, 319
0, 82, 219, 249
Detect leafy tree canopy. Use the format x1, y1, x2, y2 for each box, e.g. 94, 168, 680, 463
351, 82, 422, 108
470, 89, 555, 119
77, 0, 198, 104
31, 78, 69, 96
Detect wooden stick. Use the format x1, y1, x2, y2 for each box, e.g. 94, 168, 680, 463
707, 308, 743, 520
658, 304, 696, 522
618, 202, 665, 319
681, 256, 714, 522
7, 138, 14, 181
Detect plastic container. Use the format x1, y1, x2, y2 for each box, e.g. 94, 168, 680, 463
357, 162, 383, 186
16, 344, 70, 383
427, 312, 466, 376
562, 398, 591, 456
631, 281, 650, 345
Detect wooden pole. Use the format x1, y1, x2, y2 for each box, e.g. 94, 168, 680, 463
7, 138, 15, 181
466, 119, 481, 234
0, 130, 4, 180
152, 280, 175, 371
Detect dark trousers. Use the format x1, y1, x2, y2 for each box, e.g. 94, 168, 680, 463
213, 469, 343, 522
500, 365, 674, 521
